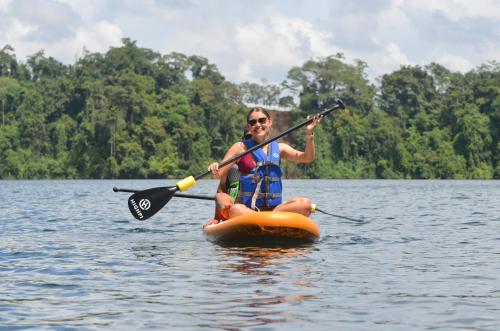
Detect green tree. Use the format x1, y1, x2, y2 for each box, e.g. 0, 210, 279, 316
378, 65, 437, 129
452, 104, 492, 177
0, 45, 18, 77
1, 41, 498, 180
284, 55, 375, 115
0, 77, 22, 126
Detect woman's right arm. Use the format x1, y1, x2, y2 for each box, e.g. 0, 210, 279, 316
208, 142, 245, 189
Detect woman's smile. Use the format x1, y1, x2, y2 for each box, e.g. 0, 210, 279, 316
247, 115, 271, 140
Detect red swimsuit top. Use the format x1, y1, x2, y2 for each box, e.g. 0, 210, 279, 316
237, 153, 256, 175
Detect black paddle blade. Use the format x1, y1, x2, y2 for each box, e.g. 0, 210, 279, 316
128, 186, 177, 220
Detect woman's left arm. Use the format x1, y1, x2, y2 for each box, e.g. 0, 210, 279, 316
280, 114, 322, 163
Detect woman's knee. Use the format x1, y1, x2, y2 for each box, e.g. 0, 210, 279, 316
295, 197, 311, 209
229, 203, 247, 213
228, 203, 253, 218
215, 192, 230, 201
274, 197, 311, 215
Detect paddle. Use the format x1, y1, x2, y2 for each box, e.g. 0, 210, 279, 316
124, 99, 345, 220
115, 187, 365, 222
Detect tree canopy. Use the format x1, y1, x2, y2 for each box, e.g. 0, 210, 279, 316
0, 40, 498, 179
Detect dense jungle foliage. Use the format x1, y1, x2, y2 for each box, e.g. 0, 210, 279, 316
0, 39, 499, 179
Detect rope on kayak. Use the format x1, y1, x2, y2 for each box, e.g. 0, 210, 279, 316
315, 207, 366, 223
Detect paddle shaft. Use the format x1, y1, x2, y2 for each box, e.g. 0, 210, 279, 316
192, 100, 345, 181
114, 187, 215, 201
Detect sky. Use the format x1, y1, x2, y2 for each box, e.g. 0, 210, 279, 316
1, 0, 499, 84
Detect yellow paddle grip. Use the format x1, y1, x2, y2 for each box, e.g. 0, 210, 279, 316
176, 176, 196, 191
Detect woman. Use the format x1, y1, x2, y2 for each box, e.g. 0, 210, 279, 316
204, 129, 252, 227
207, 106, 322, 221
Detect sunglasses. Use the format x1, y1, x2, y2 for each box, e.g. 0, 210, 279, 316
248, 117, 268, 126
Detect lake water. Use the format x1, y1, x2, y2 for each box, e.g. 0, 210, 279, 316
1, 179, 500, 330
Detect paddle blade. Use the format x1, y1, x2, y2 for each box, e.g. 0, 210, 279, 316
128, 186, 177, 220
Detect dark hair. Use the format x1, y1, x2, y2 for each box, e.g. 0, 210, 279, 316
242, 127, 252, 139
246, 107, 271, 122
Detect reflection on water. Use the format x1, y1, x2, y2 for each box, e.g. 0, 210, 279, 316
126, 241, 322, 330
220, 246, 314, 276
202, 246, 319, 329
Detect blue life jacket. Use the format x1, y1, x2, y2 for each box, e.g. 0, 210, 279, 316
238, 139, 283, 209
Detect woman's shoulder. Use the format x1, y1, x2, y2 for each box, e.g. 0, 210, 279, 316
228, 141, 246, 153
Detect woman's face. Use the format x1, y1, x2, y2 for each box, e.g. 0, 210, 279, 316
247, 111, 271, 140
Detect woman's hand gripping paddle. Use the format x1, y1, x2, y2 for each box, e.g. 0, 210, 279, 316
125, 98, 345, 220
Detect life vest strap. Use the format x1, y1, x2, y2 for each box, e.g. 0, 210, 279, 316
255, 160, 281, 168
249, 175, 281, 183
239, 192, 282, 198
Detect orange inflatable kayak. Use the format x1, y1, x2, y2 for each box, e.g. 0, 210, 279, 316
204, 211, 320, 244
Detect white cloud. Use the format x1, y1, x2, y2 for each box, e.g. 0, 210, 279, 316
56, 0, 108, 20
376, 2, 412, 31
405, 0, 500, 21
436, 54, 473, 73
235, 20, 301, 68
336, 5, 415, 78
237, 61, 254, 82
385, 43, 411, 65
357, 40, 412, 79
1, 17, 122, 63
58, 20, 123, 61
4, 18, 37, 40
0, 0, 11, 11
234, 16, 339, 81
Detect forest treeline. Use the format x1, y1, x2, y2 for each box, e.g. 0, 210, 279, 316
0, 39, 499, 179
